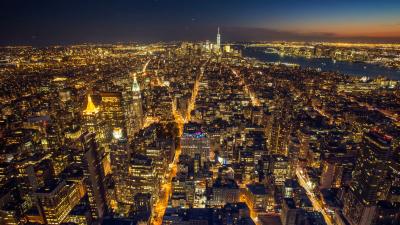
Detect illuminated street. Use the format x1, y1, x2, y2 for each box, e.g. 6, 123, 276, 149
142, 59, 151, 74
150, 63, 206, 225
296, 168, 335, 225
231, 68, 261, 106
150, 143, 181, 225
240, 193, 261, 225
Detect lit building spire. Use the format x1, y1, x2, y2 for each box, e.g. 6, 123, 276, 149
132, 73, 140, 92
216, 27, 221, 48
83, 94, 99, 115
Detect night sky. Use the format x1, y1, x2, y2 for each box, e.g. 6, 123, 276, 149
1, 0, 400, 45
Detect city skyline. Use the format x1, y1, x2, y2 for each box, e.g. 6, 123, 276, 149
1, 0, 400, 45
1, 2, 400, 225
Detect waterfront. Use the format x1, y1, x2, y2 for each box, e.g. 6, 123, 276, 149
241, 46, 400, 80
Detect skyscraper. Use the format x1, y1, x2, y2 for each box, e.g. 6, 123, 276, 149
280, 198, 301, 225
351, 131, 393, 202
99, 92, 125, 139
266, 95, 293, 156
343, 130, 395, 225
181, 122, 210, 165
216, 27, 221, 49
34, 179, 83, 225
127, 74, 143, 140
82, 94, 106, 145
110, 138, 131, 204
78, 132, 108, 221
128, 154, 157, 199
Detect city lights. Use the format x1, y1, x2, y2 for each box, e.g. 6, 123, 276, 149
1, 2, 400, 225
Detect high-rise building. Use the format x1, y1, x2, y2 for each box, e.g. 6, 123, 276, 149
0, 178, 26, 225
126, 74, 143, 140
78, 132, 108, 221
34, 179, 84, 225
351, 131, 393, 202
371, 201, 400, 225
343, 130, 396, 225
110, 138, 130, 204
99, 92, 125, 139
94, 91, 131, 206
243, 183, 271, 211
268, 155, 291, 186
319, 156, 355, 189
224, 45, 231, 53
82, 94, 106, 145
280, 198, 301, 225
216, 27, 221, 50
128, 154, 157, 199
131, 193, 152, 220
240, 150, 255, 183
267, 95, 293, 156
181, 122, 210, 164
209, 178, 240, 207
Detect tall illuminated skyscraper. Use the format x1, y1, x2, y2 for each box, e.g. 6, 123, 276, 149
110, 138, 130, 205
84, 94, 98, 114
82, 94, 106, 144
127, 74, 143, 140
99, 92, 125, 138
216, 27, 221, 49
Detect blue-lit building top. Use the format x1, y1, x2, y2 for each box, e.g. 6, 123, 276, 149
183, 122, 207, 139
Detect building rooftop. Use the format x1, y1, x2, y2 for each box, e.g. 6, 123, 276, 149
283, 198, 296, 209
35, 179, 64, 195
246, 183, 267, 195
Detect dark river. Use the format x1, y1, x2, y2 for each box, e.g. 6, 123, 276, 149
241, 47, 400, 80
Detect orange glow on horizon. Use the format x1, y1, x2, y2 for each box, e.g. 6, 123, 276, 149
275, 21, 400, 38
